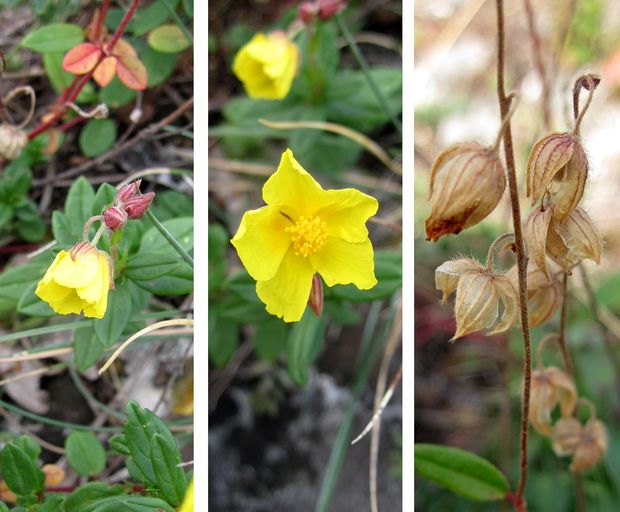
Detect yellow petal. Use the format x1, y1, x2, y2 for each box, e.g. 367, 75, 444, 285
36, 280, 85, 315
231, 206, 291, 281
256, 248, 314, 322
310, 237, 377, 289
52, 250, 100, 288
262, 149, 332, 218
38, 251, 65, 286
179, 479, 194, 512
80, 255, 110, 319
314, 188, 379, 243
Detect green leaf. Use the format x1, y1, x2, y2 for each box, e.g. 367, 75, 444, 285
17, 282, 54, 317
124, 401, 178, 486
149, 433, 187, 506
109, 434, 131, 456
133, 262, 193, 296
141, 217, 193, 253
65, 431, 106, 477
15, 202, 46, 242
330, 250, 401, 302
21, 23, 84, 53
38, 495, 65, 512
414, 444, 510, 501
94, 283, 133, 347
0, 259, 49, 317
208, 309, 238, 368
208, 224, 228, 293
81, 495, 175, 512
148, 24, 190, 53
61, 176, 96, 244
0, 444, 45, 496
255, 319, 287, 361
286, 309, 326, 386
65, 483, 124, 512
13, 436, 41, 461
131, 0, 178, 36
126, 251, 184, 281
79, 119, 118, 158
92, 183, 118, 216
150, 190, 193, 221
182, 0, 193, 17
73, 325, 105, 371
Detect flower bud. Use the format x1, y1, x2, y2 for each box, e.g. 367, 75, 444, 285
506, 262, 561, 328
117, 179, 142, 203
308, 273, 324, 317
124, 191, 155, 219
426, 143, 506, 242
435, 258, 518, 340
529, 367, 577, 436
0, 123, 28, 160
526, 132, 587, 220
103, 206, 128, 231
299, 2, 317, 23
43, 464, 65, 486
318, 0, 344, 20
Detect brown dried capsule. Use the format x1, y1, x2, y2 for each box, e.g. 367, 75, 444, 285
506, 262, 561, 328
425, 143, 505, 242
529, 367, 577, 436
552, 417, 608, 473
525, 205, 555, 280
0, 123, 28, 160
435, 257, 518, 340
526, 132, 588, 220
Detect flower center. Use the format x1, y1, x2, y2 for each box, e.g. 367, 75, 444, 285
285, 215, 327, 257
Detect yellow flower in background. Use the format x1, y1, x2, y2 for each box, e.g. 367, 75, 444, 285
179, 479, 193, 512
232, 32, 298, 100
232, 149, 378, 322
35, 242, 112, 319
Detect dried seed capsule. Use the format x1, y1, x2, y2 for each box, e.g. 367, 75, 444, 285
526, 132, 587, 220
425, 143, 506, 242
0, 123, 28, 160
525, 205, 554, 280
570, 419, 608, 473
552, 417, 582, 456
506, 262, 561, 328
529, 367, 577, 436
435, 258, 518, 340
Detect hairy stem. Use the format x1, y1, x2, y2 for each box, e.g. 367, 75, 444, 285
495, 1, 532, 508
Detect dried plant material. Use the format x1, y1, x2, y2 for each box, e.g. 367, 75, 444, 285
525, 206, 554, 280
546, 217, 577, 272
555, 207, 602, 265
526, 132, 587, 220
529, 367, 577, 436
507, 262, 561, 328
425, 143, 505, 242
0, 123, 28, 160
43, 464, 65, 486
552, 417, 608, 473
435, 258, 518, 340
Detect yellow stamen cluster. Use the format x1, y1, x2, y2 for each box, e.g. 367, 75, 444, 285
285, 215, 327, 257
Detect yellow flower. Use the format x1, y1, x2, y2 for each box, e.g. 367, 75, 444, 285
179, 479, 193, 512
35, 242, 111, 319
231, 149, 378, 322
232, 32, 298, 100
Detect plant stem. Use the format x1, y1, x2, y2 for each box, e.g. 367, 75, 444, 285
158, 0, 194, 46
146, 210, 194, 268
334, 12, 402, 135
495, 1, 532, 508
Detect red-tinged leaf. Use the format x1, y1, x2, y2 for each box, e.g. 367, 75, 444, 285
116, 54, 148, 91
63, 42, 101, 74
93, 56, 117, 88
111, 38, 138, 58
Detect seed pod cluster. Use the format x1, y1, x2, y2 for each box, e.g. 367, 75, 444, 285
425, 143, 505, 242
552, 416, 608, 473
529, 366, 576, 436
435, 257, 518, 340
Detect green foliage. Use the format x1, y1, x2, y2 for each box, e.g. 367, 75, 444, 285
66, 431, 106, 476
414, 444, 510, 502
148, 24, 191, 53
79, 119, 118, 158
21, 23, 84, 53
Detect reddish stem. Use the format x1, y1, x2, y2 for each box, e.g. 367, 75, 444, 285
27, 0, 140, 142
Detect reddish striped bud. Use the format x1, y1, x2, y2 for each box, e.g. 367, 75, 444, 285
308, 273, 324, 317
103, 206, 128, 231
117, 179, 142, 204
124, 192, 155, 219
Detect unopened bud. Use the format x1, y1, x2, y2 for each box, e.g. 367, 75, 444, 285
299, 2, 317, 23
117, 179, 142, 203
308, 273, 324, 317
0, 123, 28, 160
124, 191, 155, 219
317, 0, 344, 20
43, 464, 65, 487
103, 206, 128, 231
526, 132, 587, 220
425, 143, 506, 242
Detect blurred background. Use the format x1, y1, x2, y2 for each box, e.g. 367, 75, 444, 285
209, 1, 402, 510
415, 0, 620, 510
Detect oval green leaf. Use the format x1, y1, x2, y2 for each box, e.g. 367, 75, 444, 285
414, 443, 510, 501
79, 119, 118, 158
22, 24, 85, 53
66, 431, 106, 476
147, 25, 190, 54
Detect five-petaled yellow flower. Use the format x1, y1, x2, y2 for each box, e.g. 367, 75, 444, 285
179, 479, 193, 512
232, 32, 298, 100
35, 242, 112, 319
232, 149, 378, 322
